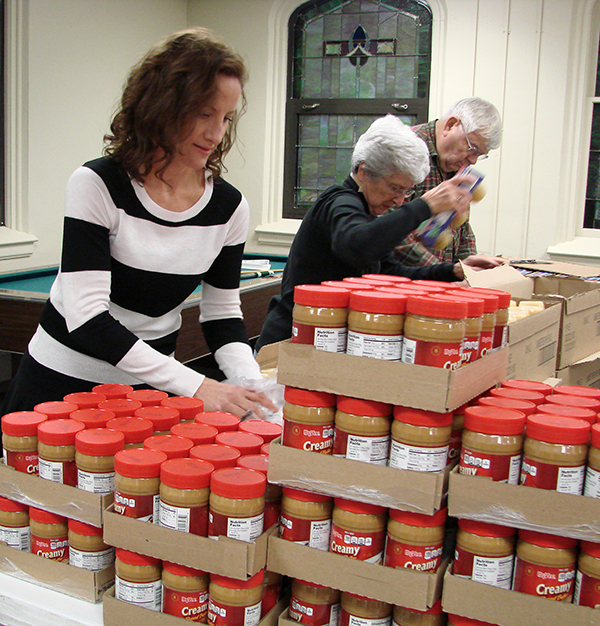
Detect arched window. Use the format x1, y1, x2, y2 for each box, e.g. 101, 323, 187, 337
283, 0, 433, 219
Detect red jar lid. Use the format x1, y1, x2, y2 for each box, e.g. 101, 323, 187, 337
501, 380, 553, 395
477, 396, 537, 416
171, 422, 218, 446
282, 486, 332, 503
75, 428, 125, 456
333, 498, 385, 516
545, 393, 600, 412
34, 401, 78, 420
466, 287, 511, 308
393, 406, 453, 427
92, 383, 134, 399
536, 403, 597, 425
106, 416, 154, 444
195, 411, 241, 433
70, 408, 116, 428
210, 467, 266, 499
160, 457, 214, 489
261, 443, 270, 456
211, 569, 264, 589
29, 507, 67, 525
63, 392, 106, 409
349, 290, 407, 315
362, 274, 413, 285
68, 519, 103, 536
554, 385, 600, 400
134, 406, 180, 431
1, 411, 48, 436
161, 396, 205, 420
394, 284, 446, 295
163, 561, 207, 577
406, 295, 468, 319
38, 418, 85, 445
337, 396, 392, 418
591, 423, 600, 448
283, 386, 336, 408
116, 548, 159, 566
144, 434, 194, 459
449, 289, 499, 313
237, 454, 268, 476
458, 518, 515, 538
294, 284, 350, 308
98, 398, 142, 418
580, 540, 600, 559
239, 420, 282, 443
215, 431, 264, 456
126, 389, 169, 406
114, 448, 167, 478
525, 413, 590, 445
0, 496, 28, 513
389, 507, 447, 527
411, 280, 453, 290
321, 281, 363, 292
519, 529, 577, 549
463, 406, 526, 436
448, 615, 497, 626
433, 293, 484, 317
488, 387, 546, 406
190, 444, 241, 468
343, 277, 394, 288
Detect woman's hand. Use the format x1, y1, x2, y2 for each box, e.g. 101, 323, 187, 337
193, 377, 277, 419
421, 174, 476, 216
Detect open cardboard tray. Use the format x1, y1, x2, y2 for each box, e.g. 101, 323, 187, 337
0, 541, 113, 603
0, 463, 111, 527
267, 535, 446, 612
448, 467, 600, 541
268, 440, 452, 515
102, 506, 275, 580
103, 587, 287, 626
276, 342, 508, 413
442, 563, 600, 626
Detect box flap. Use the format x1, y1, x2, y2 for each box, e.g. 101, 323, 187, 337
511, 259, 600, 278
463, 263, 534, 298
506, 302, 561, 345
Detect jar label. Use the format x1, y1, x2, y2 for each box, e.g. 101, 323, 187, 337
209, 510, 264, 542
520, 457, 585, 494
339, 610, 390, 626
115, 576, 162, 611
114, 489, 155, 521
208, 598, 262, 626
461, 335, 480, 364
388, 441, 448, 472
69, 546, 115, 571
330, 523, 384, 563
459, 447, 521, 484
384, 537, 442, 571
39, 458, 77, 486
512, 557, 575, 600
163, 587, 208, 622
333, 430, 389, 465
479, 330, 494, 356
584, 466, 600, 498
0, 524, 30, 551
77, 469, 115, 495
448, 430, 463, 463
159, 501, 208, 536
283, 421, 335, 454
4, 450, 38, 475
31, 534, 69, 561
289, 596, 339, 626
280, 514, 331, 550
574, 569, 600, 608
453, 546, 513, 589
401, 337, 463, 369
346, 331, 402, 361
292, 322, 347, 353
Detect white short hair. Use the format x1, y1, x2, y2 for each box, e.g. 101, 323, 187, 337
351, 114, 430, 185
443, 97, 503, 149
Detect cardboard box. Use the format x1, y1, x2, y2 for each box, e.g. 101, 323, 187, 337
0, 541, 113, 603
556, 350, 600, 388
268, 440, 452, 515
267, 535, 446, 611
276, 342, 508, 413
102, 508, 274, 579
442, 565, 600, 626
448, 468, 600, 541
0, 463, 111, 527
103, 587, 287, 626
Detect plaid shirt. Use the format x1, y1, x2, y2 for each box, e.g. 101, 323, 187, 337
392, 120, 477, 266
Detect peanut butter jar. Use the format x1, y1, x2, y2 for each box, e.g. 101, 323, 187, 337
283, 387, 336, 454
134, 406, 180, 435
280, 487, 332, 551
0, 496, 30, 551
262, 570, 282, 617
239, 420, 282, 444
68, 519, 114, 571
392, 599, 445, 626
545, 392, 600, 414
75, 427, 125, 494
92, 383, 134, 399
448, 403, 467, 464
450, 289, 498, 357
436, 293, 483, 365
191, 444, 241, 469
237, 454, 281, 530
339, 592, 391, 626
289, 579, 340, 626
106, 416, 154, 449
161, 396, 205, 422
127, 388, 169, 407
162, 561, 209, 622
574, 540, 600, 607
29, 507, 68, 562
98, 398, 142, 418
144, 434, 194, 460
500, 379, 553, 397
172, 421, 219, 446
195, 411, 241, 433
215, 431, 264, 457
2, 411, 48, 474
34, 400, 78, 420
69, 407, 116, 429
37, 418, 85, 486
468, 287, 510, 350
115, 548, 162, 611
585, 423, 600, 498
208, 569, 264, 626
64, 391, 106, 410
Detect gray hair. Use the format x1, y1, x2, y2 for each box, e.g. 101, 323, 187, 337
350, 114, 430, 185
443, 97, 503, 150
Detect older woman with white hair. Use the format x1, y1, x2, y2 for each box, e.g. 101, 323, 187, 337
255, 114, 485, 352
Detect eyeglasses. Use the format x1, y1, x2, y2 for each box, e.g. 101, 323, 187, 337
461, 122, 489, 160
382, 177, 412, 198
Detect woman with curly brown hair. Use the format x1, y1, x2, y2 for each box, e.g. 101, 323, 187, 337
2, 28, 273, 418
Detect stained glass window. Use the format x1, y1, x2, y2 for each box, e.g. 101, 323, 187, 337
283, 0, 432, 219
584, 38, 600, 229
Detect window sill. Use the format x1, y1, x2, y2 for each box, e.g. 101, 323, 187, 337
255, 219, 300, 248
546, 237, 600, 267
0, 226, 38, 260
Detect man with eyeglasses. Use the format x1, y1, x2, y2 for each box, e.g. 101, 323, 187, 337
393, 97, 503, 268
